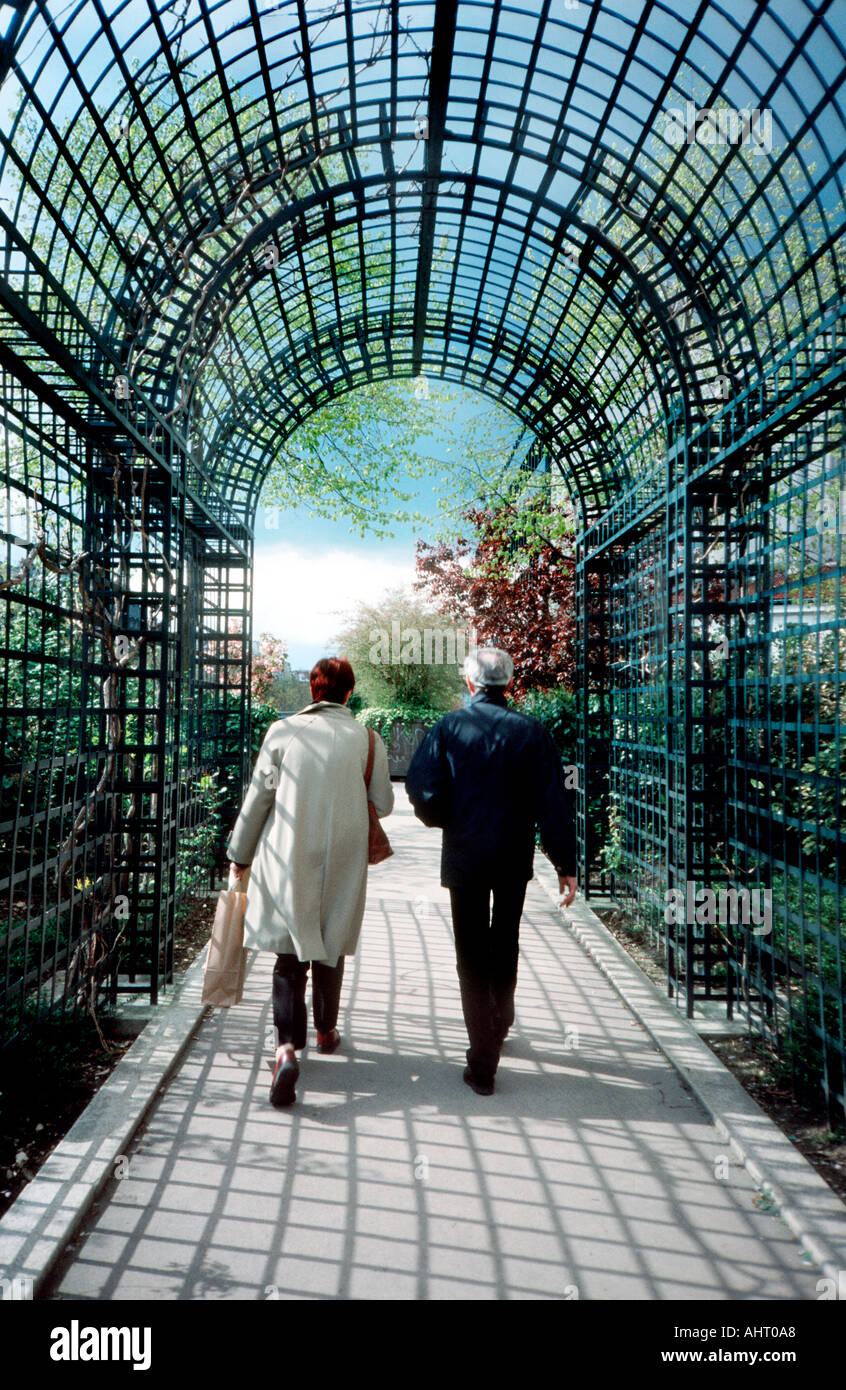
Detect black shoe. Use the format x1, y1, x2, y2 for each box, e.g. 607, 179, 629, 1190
270, 1053, 299, 1106
463, 1066, 494, 1096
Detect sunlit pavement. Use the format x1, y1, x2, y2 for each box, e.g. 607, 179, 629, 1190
43, 789, 823, 1301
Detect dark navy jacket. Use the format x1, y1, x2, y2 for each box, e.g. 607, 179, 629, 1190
405, 689, 578, 887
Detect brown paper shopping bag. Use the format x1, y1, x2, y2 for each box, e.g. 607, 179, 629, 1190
202, 867, 250, 1007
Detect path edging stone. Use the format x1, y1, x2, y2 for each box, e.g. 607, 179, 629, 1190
0, 950, 209, 1297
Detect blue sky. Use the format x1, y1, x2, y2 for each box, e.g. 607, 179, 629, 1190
251, 381, 523, 670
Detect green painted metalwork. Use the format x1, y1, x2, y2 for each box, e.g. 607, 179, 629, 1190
0, 0, 843, 1117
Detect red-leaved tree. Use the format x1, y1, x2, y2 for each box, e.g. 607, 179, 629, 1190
415, 502, 576, 698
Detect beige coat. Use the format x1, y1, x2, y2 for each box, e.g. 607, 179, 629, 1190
226, 702, 394, 965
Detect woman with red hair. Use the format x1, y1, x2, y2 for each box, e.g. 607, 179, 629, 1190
227, 657, 393, 1105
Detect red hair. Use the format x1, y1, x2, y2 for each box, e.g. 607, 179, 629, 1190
310, 657, 355, 704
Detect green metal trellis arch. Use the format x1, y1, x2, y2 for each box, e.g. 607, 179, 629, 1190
0, 0, 843, 1118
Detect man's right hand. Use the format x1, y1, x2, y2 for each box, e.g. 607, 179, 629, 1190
558, 874, 577, 907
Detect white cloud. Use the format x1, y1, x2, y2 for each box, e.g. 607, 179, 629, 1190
252, 542, 417, 663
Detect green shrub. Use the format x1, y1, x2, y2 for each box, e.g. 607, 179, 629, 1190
511, 686, 613, 881
251, 700, 283, 758
512, 686, 577, 755
175, 773, 224, 911
356, 704, 444, 741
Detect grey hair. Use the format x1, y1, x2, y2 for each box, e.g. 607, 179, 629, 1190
464, 646, 514, 688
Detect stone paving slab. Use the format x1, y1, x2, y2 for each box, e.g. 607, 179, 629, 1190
34, 788, 841, 1301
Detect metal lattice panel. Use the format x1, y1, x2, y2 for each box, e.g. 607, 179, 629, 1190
0, 0, 844, 1115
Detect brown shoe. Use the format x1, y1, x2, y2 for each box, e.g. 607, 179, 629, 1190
316, 1028, 341, 1054
270, 1053, 299, 1106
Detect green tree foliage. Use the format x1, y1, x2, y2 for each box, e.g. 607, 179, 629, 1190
333, 587, 466, 711
269, 666, 312, 712
259, 379, 453, 539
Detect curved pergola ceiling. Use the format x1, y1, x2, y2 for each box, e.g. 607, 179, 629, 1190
1, 0, 844, 526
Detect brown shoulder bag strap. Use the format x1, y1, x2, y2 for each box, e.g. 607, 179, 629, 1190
364, 727, 375, 788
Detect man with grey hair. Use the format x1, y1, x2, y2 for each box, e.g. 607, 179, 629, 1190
464, 646, 513, 689
406, 645, 577, 1095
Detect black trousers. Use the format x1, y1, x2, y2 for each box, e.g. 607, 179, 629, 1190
272, 954, 345, 1050
448, 880, 528, 1082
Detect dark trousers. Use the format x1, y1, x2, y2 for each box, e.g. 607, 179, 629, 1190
448, 880, 528, 1082
272, 954, 345, 1050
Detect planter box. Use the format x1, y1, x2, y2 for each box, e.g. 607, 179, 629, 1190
383, 719, 430, 776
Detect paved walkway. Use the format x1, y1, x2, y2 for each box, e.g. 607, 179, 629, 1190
42, 791, 825, 1301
